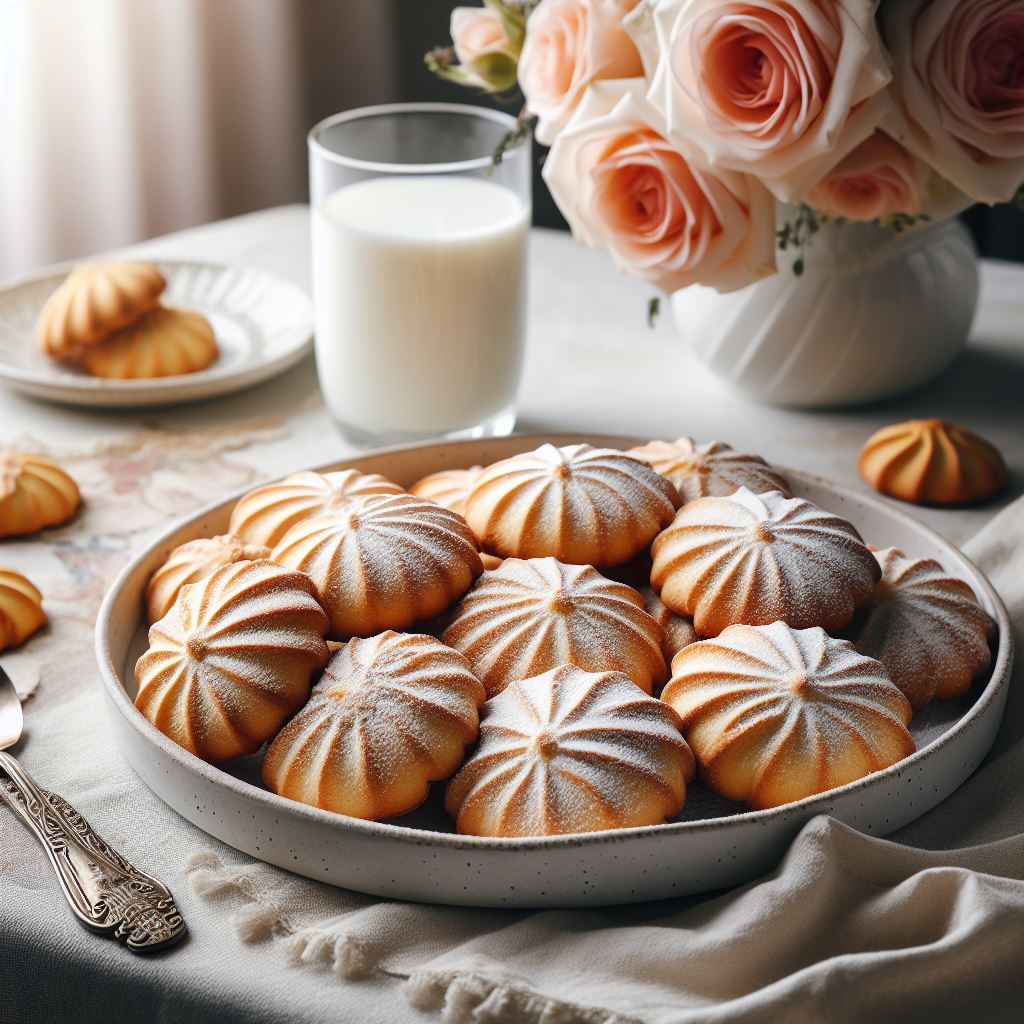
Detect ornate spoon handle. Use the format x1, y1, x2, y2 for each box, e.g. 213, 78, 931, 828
0, 749, 186, 952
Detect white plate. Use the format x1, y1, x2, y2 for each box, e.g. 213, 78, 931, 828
95, 434, 1013, 908
0, 260, 313, 407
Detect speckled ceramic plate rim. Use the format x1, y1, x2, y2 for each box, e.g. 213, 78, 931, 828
0, 259, 313, 401
95, 433, 1013, 852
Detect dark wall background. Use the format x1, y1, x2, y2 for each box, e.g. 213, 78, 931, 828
390, 0, 567, 234
393, 0, 1024, 261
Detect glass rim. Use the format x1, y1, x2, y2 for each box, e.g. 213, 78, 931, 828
307, 102, 525, 175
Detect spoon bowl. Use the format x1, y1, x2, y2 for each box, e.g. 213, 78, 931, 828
0, 667, 24, 750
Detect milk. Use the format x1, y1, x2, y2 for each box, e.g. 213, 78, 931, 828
312, 176, 529, 437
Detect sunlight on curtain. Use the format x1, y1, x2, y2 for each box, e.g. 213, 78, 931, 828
0, 0, 397, 278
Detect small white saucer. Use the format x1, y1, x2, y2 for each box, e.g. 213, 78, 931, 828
0, 260, 313, 407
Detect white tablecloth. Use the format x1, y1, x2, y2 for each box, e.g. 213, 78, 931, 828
2, 207, 1023, 1023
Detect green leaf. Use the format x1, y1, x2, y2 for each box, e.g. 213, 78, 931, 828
485, 0, 527, 49
647, 296, 661, 328
467, 51, 519, 93
777, 203, 823, 274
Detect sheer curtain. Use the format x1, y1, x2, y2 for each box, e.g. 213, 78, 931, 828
0, 0, 399, 278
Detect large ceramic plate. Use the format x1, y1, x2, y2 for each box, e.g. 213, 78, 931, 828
95, 434, 1012, 908
0, 260, 312, 407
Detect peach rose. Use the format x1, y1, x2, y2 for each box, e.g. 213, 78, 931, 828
805, 131, 932, 220
450, 5, 520, 92
543, 79, 777, 292
519, 0, 644, 145
627, 0, 893, 202
881, 0, 1024, 205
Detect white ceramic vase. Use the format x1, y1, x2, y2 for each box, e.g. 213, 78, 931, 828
671, 217, 979, 407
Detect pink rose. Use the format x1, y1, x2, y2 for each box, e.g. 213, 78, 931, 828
805, 131, 932, 220
543, 79, 777, 292
450, 5, 520, 92
881, 0, 1024, 205
519, 0, 644, 145
628, 0, 893, 202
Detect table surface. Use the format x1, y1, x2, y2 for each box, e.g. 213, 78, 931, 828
5, 206, 1023, 543
2, 206, 1023, 1024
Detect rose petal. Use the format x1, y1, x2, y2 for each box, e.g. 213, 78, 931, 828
543, 78, 778, 293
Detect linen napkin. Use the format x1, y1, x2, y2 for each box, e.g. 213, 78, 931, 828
181, 495, 1024, 1024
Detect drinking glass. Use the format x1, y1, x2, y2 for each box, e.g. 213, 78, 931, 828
308, 103, 531, 446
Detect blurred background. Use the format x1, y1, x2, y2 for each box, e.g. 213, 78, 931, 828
1, 0, 1021, 279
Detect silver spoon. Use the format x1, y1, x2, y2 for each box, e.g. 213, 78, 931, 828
0, 666, 186, 952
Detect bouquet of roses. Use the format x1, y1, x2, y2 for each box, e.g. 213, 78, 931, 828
428, 0, 1024, 293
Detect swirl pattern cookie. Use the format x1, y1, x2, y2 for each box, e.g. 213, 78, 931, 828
441, 557, 667, 697
446, 665, 695, 837
263, 631, 485, 819
82, 306, 217, 379
145, 533, 271, 623
858, 419, 1007, 505
630, 437, 791, 503
651, 488, 880, 636
0, 452, 81, 538
135, 560, 329, 762
270, 493, 483, 638
35, 261, 166, 356
0, 567, 47, 651
230, 469, 405, 548
852, 547, 995, 709
464, 443, 680, 567
638, 584, 698, 662
663, 623, 914, 809
410, 466, 485, 517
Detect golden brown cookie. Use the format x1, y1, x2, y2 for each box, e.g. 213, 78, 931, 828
35, 261, 166, 356
663, 623, 914, 809
463, 443, 680, 567
0, 452, 81, 538
446, 665, 695, 837
230, 470, 405, 548
851, 546, 995, 709
135, 560, 329, 762
263, 631, 485, 819
630, 437, 791, 503
858, 419, 1006, 505
638, 584, 698, 663
651, 487, 879, 636
81, 306, 217, 379
441, 557, 667, 697
0, 567, 47, 651
409, 466, 485, 517
270, 493, 483, 638
145, 534, 271, 623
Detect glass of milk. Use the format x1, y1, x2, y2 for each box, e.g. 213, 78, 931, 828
308, 103, 531, 445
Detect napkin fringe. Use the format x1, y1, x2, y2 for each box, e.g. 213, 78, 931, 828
186, 851, 293, 942
186, 852, 381, 980
186, 852, 640, 1020
188, 856, 259, 901
403, 969, 639, 1024
232, 902, 283, 943
283, 927, 378, 980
